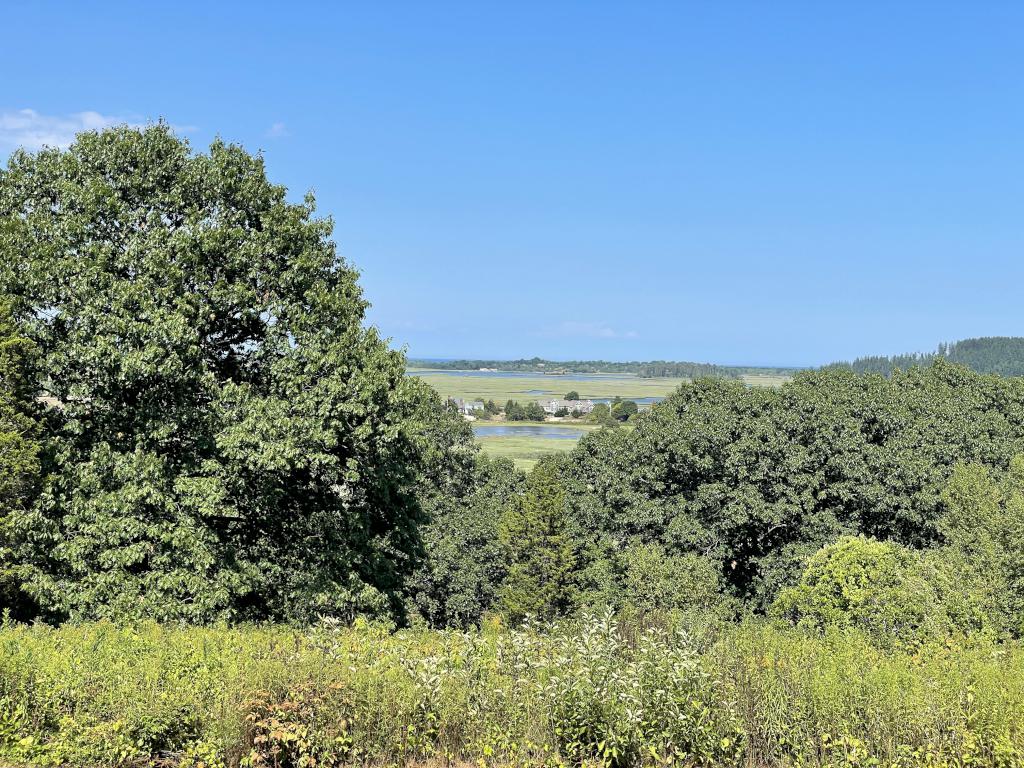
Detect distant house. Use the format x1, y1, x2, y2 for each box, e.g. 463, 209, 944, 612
451, 398, 485, 416
540, 398, 594, 415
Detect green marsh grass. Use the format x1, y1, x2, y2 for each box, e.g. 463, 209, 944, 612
407, 372, 689, 404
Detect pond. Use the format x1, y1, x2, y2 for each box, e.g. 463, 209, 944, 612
592, 396, 664, 405
472, 425, 587, 439
410, 369, 635, 381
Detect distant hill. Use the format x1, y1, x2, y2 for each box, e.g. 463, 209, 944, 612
829, 337, 1024, 377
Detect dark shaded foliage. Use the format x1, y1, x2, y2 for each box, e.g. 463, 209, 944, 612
561, 362, 1024, 608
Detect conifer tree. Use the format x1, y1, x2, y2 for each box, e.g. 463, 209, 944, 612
499, 458, 578, 622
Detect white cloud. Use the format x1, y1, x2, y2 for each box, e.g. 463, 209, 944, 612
266, 121, 289, 138
0, 109, 143, 151
543, 321, 639, 340
0, 109, 196, 153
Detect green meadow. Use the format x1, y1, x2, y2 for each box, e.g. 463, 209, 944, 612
408, 370, 690, 403
473, 422, 603, 471
740, 372, 792, 387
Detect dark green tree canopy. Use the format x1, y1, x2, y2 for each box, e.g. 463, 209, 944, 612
830, 336, 1024, 377
0, 125, 461, 623
0, 304, 43, 620
562, 363, 1024, 607
499, 457, 579, 622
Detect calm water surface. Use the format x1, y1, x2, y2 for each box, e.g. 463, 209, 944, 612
592, 396, 664, 405
473, 425, 587, 439
410, 369, 636, 382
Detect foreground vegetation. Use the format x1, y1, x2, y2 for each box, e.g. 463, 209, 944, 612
3, 614, 1024, 768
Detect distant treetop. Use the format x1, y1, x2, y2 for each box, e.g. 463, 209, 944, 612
828, 337, 1024, 377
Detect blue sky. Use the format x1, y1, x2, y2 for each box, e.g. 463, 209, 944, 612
2, 2, 1022, 366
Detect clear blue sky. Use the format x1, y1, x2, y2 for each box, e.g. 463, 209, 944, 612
3, 2, 1022, 366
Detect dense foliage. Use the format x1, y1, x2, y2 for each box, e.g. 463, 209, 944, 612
0, 125, 475, 625
498, 458, 580, 622
939, 458, 1024, 636
831, 336, 1024, 377
557, 363, 1024, 612
504, 399, 548, 421
0, 305, 43, 621
771, 535, 992, 648
6, 123, 1024, 767
406, 455, 521, 629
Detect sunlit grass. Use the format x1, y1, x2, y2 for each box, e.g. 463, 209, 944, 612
408, 371, 690, 403
1, 615, 1021, 767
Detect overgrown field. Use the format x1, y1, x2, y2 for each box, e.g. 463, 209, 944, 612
1, 614, 1023, 768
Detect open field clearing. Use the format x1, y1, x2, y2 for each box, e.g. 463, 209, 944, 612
741, 372, 793, 387
473, 421, 602, 470
409, 370, 690, 403
411, 368, 789, 469
411, 369, 791, 404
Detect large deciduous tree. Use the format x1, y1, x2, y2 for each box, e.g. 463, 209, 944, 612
0, 303, 43, 620
0, 124, 456, 623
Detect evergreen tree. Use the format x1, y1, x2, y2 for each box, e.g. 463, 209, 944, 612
499, 459, 578, 622
523, 400, 547, 421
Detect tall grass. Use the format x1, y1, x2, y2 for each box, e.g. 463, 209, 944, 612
0, 613, 1022, 767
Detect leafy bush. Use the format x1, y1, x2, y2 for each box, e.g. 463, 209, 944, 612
771, 535, 992, 647
940, 458, 1024, 636
616, 542, 736, 618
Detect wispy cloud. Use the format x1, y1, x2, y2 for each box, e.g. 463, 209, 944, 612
0, 109, 140, 151
542, 321, 639, 340
266, 121, 289, 138
0, 109, 196, 153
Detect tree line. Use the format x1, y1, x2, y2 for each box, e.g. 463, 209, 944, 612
829, 336, 1024, 377
410, 356, 744, 379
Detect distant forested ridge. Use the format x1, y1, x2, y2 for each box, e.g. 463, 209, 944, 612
830, 337, 1024, 377
409, 357, 753, 378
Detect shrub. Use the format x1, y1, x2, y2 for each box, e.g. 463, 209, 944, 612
771, 535, 993, 647
940, 458, 1024, 636
616, 543, 735, 618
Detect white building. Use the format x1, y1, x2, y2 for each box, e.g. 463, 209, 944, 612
539, 398, 594, 415
451, 398, 485, 415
